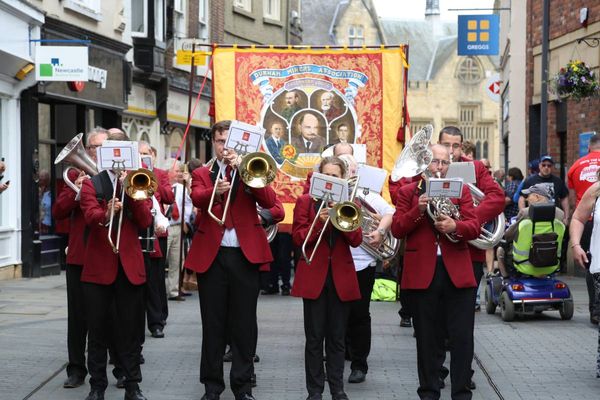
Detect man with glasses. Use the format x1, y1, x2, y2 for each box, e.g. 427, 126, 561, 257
518, 155, 569, 225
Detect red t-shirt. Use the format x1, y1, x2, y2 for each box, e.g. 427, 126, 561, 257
567, 150, 600, 206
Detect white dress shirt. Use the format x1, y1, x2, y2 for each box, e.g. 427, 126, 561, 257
216, 159, 240, 248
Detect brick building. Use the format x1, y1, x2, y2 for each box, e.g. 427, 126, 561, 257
525, 1, 600, 179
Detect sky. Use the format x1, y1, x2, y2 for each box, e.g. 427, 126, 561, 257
372, 0, 497, 21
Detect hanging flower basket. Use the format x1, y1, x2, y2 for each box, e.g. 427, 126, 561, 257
552, 60, 600, 101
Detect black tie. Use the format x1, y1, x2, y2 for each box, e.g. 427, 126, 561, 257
306, 141, 312, 151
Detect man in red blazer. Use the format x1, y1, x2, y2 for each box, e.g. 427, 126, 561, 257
184, 121, 276, 400
52, 128, 108, 389
79, 131, 153, 400
392, 144, 480, 400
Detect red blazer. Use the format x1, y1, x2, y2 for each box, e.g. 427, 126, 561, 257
153, 167, 175, 205
388, 175, 420, 205
184, 165, 276, 273
461, 157, 505, 262
79, 175, 153, 285
52, 169, 86, 266
391, 181, 480, 289
291, 194, 362, 302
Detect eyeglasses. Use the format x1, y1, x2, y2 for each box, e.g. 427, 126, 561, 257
430, 159, 451, 166
86, 145, 101, 150
441, 143, 462, 150
540, 163, 553, 168
213, 139, 226, 145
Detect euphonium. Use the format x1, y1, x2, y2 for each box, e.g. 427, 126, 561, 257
356, 194, 401, 261
54, 133, 98, 193
424, 171, 462, 243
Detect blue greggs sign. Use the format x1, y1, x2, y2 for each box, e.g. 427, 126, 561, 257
457, 15, 499, 56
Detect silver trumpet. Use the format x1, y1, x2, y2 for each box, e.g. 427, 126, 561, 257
54, 133, 98, 193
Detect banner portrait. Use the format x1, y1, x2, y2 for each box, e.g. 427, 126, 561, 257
212, 46, 408, 225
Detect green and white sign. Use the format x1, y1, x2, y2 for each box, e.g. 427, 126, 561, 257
35, 45, 89, 81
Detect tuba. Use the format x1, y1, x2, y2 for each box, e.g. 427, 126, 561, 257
465, 183, 506, 249
54, 133, 98, 193
356, 194, 401, 261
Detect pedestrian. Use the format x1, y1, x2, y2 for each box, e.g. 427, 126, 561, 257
0, 159, 9, 194
391, 144, 481, 400
568, 135, 600, 324
292, 156, 362, 400
504, 167, 524, 222
570, 179, 600, 376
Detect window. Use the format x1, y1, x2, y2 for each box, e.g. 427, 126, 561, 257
174, 0, 187, 38
234, 0, 252, 12
348, 25, 364, 46
198, 0, 209, 40
263, 0, 280, 20
155, 0, 165, 41
131, 0, 147, 36
456, 56, 483, 84
411, 120, 434, 136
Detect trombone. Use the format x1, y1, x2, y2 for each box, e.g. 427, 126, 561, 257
107, 167, 158, 253
301, 176, 362, 265
207, 150, 277, 225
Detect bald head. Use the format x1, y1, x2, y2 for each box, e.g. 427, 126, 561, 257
333, 143, 353, 157
428, 144, 451, 178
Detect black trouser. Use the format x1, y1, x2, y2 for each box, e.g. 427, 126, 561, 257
472, 261, 484, 305
197, 247, 260, 397
347, 265, 376, 374
145, 253, 166, 331
397, 256, 412, 319
65, 264, 88, 379
581, 221, 598, 316
268, 232, 293, 290
157, 236, 169, 322
304, 270, 350, 396
83, 266, 145, 392
408, 258, 475, 400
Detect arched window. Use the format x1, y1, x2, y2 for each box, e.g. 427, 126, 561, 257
456, 57, 483, 84
476, 141, 482, 158
483, 141, 489, 159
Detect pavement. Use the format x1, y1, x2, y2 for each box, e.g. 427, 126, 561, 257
1, 273, 600, 400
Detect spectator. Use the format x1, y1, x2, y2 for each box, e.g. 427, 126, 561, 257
462, 141, 476, 161
0, 160, 9, 194
39, 169, 52, 233
567, 134, 600, 325
513, 159, 539, 204
504, 167, 524, 221
493, 168, 505, 188
518, 156, 569, 225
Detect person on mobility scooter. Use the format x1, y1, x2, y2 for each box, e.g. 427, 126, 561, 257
486, 184, 573, 321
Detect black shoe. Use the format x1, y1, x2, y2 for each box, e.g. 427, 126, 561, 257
439, 378, 445, 389
332, 392, 349, 400
253, 354, 260, 362
260, 287, 278, 295
467, 379, 476, 390
168, 295, 186, 301
250, 372, 257, 387
348, 369, 366, 383
280, 286, 290, 296
223, 349, 233, 362
124, 389, 147, 400
139, 354, 145, 364
182, 291, 193, 296
116, 376, 126, 389
151, 327, 165, 338
63, 375, 85, 388
475, 304, 481, 312
306, 395, 322, 400
236, 394, 256, 400
84, 390, 105, 400
400, 317, 412, 328
200, 394, 220, 400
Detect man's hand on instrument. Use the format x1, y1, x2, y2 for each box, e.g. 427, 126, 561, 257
74, 170, 88, 189
434, 214, 456, 234
318, 207, 329, 223
366, 230, 383, 247
155, 225, 167, 235
223, 149, 241, 169
118, 170, 127, 184
418, 194, 429, 213
105, 198, 123, 220
215, 178, 231, 196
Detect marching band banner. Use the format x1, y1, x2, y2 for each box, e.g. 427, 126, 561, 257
212, 46, 407, 225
